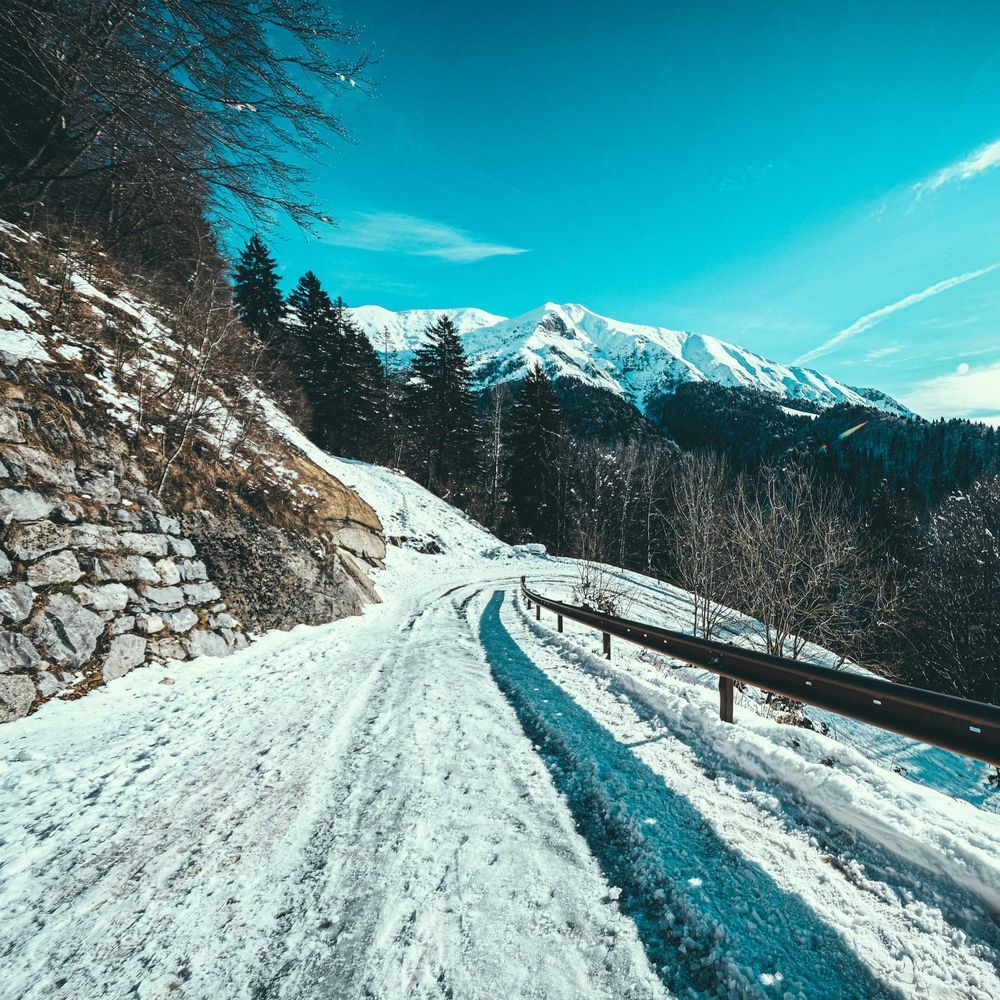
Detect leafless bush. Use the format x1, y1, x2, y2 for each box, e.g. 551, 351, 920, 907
572, 560, 637, 618
571, 517, 637, 617
727, 463, 902, 664
123, 268, 271, 497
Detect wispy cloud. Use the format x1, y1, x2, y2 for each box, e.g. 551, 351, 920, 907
914, 137, 1000, 196
864, 345, 903, 361
794, 264, 1000, 366
323, 211, 528, 263
904, 359, 1000, 424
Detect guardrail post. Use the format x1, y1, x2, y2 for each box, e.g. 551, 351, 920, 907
536, 603, 541, 620
602, 632, 611, 659
557, 614, 563, 633
719, 677, 734, 724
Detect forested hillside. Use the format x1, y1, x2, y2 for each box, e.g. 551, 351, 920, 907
225, 235, 1000, 705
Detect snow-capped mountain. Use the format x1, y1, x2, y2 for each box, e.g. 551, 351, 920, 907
350, 305, 506, 353
351, 301, 911, 415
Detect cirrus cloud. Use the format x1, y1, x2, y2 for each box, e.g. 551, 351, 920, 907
914, 137, 1000, 196
794, 263, 1000, 366
323, 211, 528, 263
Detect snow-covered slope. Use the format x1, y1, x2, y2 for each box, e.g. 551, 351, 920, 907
350, 305, 506, 353
351, 301, 911, 415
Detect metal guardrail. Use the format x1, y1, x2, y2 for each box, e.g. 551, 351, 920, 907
520, 578, 1000, 767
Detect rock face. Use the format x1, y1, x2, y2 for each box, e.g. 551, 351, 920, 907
0, 488, 54, 523
0, 674, 34, 722
0, 231, 385, 724
185, 512, 379, 633
0, 631, 40, 672
0, 365, 384, 725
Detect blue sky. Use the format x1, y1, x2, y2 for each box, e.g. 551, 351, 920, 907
264, 0, 1000, 423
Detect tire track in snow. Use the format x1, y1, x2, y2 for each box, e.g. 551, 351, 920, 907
480, 589, 915, 999
493, 590, 1000, 998
247, 582, 667, 1000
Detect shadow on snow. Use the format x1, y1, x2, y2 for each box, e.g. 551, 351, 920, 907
480, 591, 902, 1000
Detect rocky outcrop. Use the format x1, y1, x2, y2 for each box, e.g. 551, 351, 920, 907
0, 357, 383, 723
184, 511, 379, 633
0, 223, 385, 724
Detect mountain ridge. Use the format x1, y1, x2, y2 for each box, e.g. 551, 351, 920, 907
350, 302, 911, 416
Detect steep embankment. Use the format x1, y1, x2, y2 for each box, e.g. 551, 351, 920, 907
0, 221, 384, 722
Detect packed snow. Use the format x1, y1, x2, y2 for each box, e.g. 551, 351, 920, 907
0, 272, 51, 362
350, 302, 912, 416
1, 422, 998, 998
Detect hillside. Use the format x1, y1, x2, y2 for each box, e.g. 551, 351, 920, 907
0, 221, 385, 722
351, 301, 912, 416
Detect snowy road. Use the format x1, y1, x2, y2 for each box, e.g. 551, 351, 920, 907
0, 571, 667, 1000
2, 451, 999, 999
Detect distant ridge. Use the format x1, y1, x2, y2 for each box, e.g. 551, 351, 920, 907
350, 302, 912, 416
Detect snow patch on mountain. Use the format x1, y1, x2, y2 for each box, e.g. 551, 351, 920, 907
350, 305, 506, 354
351, 301, 911, 416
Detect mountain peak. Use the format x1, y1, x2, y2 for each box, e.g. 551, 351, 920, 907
349, 302, 911, 416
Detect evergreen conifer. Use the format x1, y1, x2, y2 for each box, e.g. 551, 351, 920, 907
406, 316, 480, 492
504, 364, 568, 547
232, 235, 283, 341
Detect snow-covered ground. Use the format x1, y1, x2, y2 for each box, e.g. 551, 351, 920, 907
2, 438, 998, 998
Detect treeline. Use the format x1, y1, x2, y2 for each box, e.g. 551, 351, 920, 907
233, 235, 1000, 706
652, 381, 1000, 507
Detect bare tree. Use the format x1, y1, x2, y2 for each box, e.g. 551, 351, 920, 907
484, 382, 509, 532
670, 451, 734, 640
615, 439, 643, 568
0, 0, 371, 250
727, 463, 895, 663
110, 258, 271, 497
635, 441, 675, 578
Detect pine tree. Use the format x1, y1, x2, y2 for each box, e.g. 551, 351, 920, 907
327, 297, 384, 459
233, 235, 283, 341
911, 478, 1000, 702
286, 271, 337, 399
373, 326, 405, 466
406, 316, 480, 493
865, 480, 922, 572
504, 364, 568, 548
